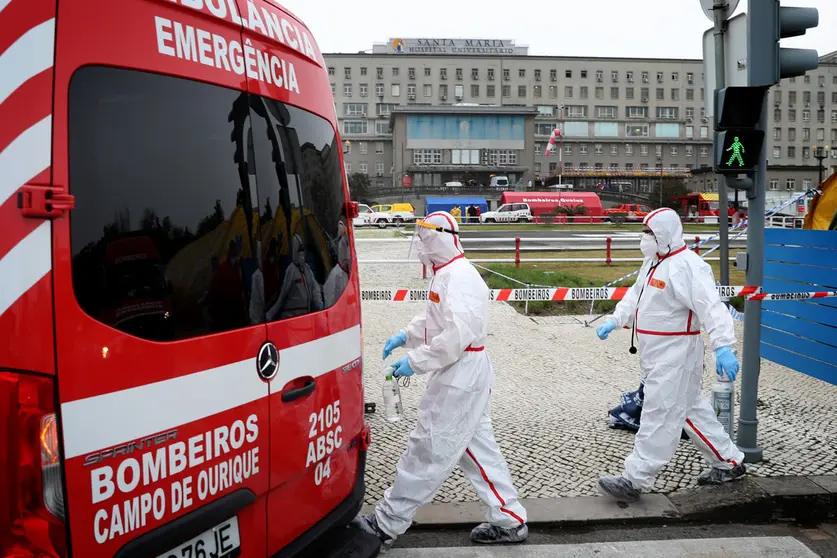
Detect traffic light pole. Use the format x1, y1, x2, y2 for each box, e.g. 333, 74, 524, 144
720, 0, 819, 464
736, 92, 765, 463
714, 0, 730, 286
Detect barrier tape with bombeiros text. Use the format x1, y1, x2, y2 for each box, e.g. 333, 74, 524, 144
361, 286, 837, 302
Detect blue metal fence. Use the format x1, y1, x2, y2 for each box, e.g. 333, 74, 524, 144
760, 229, 837, 385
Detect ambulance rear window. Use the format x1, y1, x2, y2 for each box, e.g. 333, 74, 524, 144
68, 66, 349, 342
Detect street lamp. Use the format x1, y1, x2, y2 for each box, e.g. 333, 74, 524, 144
557, 104, 565, 186
656, 153, 663, 208
813, 144, 831, 186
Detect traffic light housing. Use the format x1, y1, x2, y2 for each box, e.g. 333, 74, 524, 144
713, 86, 768, 178
481, 150, 489, 165
747, 1, 819, 87
714, 130, 765, 174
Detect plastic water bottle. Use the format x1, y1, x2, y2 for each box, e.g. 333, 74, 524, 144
712, 349, 737, 436
382, 374, 403, 423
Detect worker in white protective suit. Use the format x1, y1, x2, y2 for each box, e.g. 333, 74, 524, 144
351, 211, 528, 549
265, 233, 323, 320
323, 221, 350, 308
595, 207, 746, 503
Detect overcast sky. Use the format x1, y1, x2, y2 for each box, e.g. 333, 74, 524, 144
282, 0, 835, 60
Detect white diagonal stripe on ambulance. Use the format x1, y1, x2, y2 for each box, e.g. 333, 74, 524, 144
272, 324, 361, 388
0, 18, 55, 106
0, 220, 51, 317
0, 115, 52, 208
60, 358, 267, 460
59, 324, 362, 459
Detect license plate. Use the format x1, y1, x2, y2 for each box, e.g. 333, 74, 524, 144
156, 516, 241, 558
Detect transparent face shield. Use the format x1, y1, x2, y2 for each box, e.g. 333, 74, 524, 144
407, 219, 459, 267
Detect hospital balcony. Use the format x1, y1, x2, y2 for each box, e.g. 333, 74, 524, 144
551, 167, 693, 179
405, 164, 528, 174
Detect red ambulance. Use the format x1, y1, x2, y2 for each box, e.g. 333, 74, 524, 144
0, 0, 377, 556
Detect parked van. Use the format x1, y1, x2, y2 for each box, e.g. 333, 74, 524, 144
353, 204, 376, 227
370, 203, 416, 224
489, 176, 510, 189
1, 1, 376, 556
479, 203, 534, 223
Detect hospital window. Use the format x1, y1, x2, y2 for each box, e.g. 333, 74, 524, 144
451, 149, 480, 165
413, 149, 442, 165
487, 149, 518, 166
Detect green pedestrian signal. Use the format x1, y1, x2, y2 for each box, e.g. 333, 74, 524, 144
725, 136, 746, 166
714, 129, 764, 174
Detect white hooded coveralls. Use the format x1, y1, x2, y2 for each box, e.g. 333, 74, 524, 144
265, 234, 323, 321
323, 226, 350, 308
608, 208, 745, 490
375, 211, 527, 538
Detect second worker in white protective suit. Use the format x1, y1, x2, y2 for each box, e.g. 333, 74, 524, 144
595, 207, 746, 503
351, 211, 528, 549
265, 233, 323, 321
323, 221, 350, 308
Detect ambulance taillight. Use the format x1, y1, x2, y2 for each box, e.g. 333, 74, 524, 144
40, 414, 64, 520
0, 374, 66, 557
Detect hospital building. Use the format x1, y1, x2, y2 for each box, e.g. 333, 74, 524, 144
324, 39, 837, 195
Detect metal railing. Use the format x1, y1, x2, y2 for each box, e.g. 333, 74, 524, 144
360, 214, 738, 226
766, 215, 806, 229
355, 236, 736, 266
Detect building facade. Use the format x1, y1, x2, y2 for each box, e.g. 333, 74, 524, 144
326, 40, 837, 194
389, 105, 537, 188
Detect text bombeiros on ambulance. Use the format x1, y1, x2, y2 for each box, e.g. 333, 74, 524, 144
90, 415, 260, 544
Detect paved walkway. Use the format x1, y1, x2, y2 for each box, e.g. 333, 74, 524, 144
355, 231, 837, 505
384, 537, 820, 557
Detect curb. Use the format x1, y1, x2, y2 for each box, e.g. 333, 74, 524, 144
360, 475, 837, 529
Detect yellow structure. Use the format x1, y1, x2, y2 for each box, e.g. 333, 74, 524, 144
803, 170, 837, 230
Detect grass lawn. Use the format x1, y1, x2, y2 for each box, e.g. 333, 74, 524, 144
467, 249, 746, 285
470, 249, 746, 316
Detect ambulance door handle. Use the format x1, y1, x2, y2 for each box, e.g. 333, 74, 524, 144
281, 378, 316, 403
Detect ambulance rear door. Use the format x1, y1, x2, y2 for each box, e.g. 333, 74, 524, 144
51, 1, 271, 556
237, 1, 366, 552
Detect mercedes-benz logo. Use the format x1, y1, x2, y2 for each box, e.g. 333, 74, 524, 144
257, 342, 279, 380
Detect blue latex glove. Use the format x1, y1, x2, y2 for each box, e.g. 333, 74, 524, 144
597, 319, 617, 340
391, 356, 414, 378
715, 346, 739, 381
383, 331, 407, 360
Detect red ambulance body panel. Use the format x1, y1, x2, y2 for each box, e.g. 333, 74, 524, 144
1, 0, 374, 556
0, 0, 57, 377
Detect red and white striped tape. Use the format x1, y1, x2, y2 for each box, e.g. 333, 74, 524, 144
361, 286, 775, 302
748, 291, 837, 301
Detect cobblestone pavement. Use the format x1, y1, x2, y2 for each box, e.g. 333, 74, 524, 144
353, 230, 837, 505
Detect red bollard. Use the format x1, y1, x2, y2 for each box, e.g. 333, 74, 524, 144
694, 236, 700, 255
515, 237, 521, 269
422, 264, 427, 279
606, 237, 612, 265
